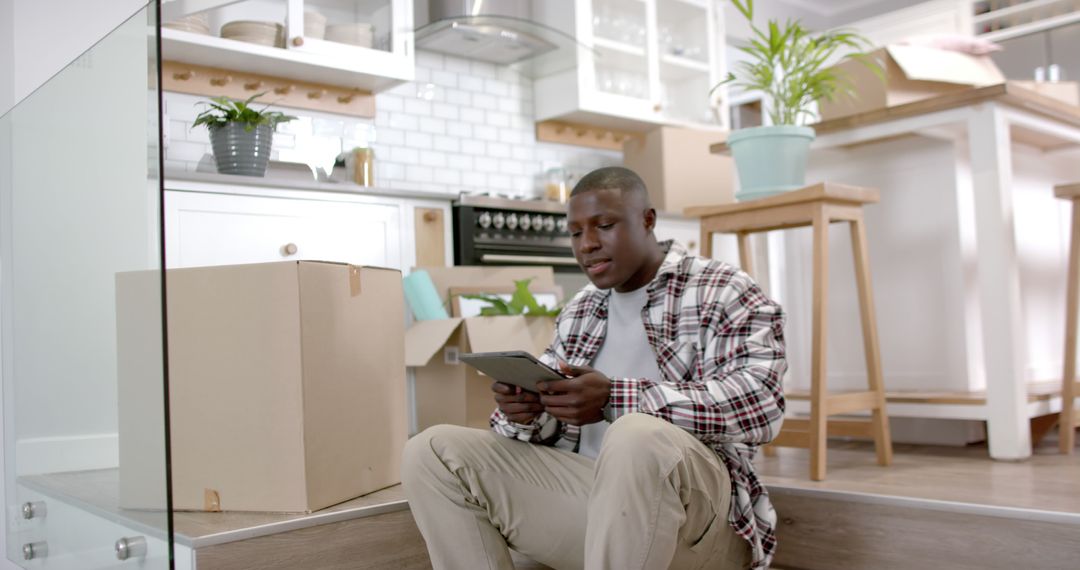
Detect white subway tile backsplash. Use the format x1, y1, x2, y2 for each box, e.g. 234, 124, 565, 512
405, 132, 432, 149
406, 165, 435, 183
416, 51, 444, 70
434, 136, 460, 153
474, 125, 498, 142
379, 162, 405, 181
459, 75, 484, 92
379, 129, 405, 146
484, 79, 510, 97
462, 171, 487, 188
432, 70, 457, 87
499, 160, 525, 175
388, 112, 419, 131
485, 111, 510, 127
420, 151, 448, 168
487, 143, 510, 159
391, 147, 420, 165
379, 94, 404, 111
472, 93, 497, 110
475, 156, 499, 173
434, 169, 461, 186
433, 103, 459, 120
461, 140, 485, 156
164, 50, 614, 197
419, 117, 447, 135
460, 108, 484, 124
404, 99, 432, 116
447, 121, 473, 138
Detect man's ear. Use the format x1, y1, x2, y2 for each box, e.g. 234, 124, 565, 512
643, 207, 657, 232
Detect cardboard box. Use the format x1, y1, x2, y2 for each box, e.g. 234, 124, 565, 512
118, 261, 407, 513
1012, 80, 1080, 107
406, 315, 555, 431
404, 265, 558, 431
622, 126, 735, 214
818, 45, 1005, 121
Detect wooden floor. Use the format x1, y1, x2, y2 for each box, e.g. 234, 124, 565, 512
755, 431, 1080, 514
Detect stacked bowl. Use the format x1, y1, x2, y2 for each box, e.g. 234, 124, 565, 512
221, 20, 285, 48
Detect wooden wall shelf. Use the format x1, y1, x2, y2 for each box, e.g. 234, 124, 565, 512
535, 120, 641, 152
162, 60, 375, 118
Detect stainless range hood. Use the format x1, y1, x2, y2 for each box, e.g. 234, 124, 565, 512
414, 0, 586, 75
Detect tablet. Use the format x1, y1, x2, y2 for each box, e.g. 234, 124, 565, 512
459, 350, 566, 393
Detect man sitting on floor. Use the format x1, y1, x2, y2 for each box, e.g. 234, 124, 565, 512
402, 166, 787, 570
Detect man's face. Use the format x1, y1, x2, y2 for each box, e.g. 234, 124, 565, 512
567, 187, 656, 292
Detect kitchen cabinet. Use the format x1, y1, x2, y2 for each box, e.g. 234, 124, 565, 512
163, 181, 453, 272
973, 0, 1080, 42
161, 0, 414, 92
533, 0, 727, 131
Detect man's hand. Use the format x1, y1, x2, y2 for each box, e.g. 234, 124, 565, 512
536, 362, 611, 426
492, 382, 544, 424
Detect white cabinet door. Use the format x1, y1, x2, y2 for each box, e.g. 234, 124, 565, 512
534, 0, 726, 130
164, 191, 402, 270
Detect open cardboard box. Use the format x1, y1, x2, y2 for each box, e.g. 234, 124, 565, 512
405, 266, 559, 431
818, 44, 1005, 121
117, 261, 407, 513
622, 126, 735, 214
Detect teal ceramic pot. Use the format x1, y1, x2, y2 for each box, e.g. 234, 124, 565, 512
727, 125, 815, 201
209, 122, 273, 177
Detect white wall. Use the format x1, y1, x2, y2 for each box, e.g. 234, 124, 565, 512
0, 0, 13, 115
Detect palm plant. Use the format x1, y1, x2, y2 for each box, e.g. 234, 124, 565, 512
714, 0, 879, 126
460, 279, 561, 317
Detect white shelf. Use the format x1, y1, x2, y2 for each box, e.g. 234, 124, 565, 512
160, 28, 412, 92
592, 36, 647, 58
660, 53, 710, 82
977, 9, 1080, 41
973, 0, 1071, 24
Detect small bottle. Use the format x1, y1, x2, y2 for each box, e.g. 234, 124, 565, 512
544, 166, 568, 203
352, 146, 374, 187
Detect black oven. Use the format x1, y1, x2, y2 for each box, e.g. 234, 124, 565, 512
452, 194, 580, 273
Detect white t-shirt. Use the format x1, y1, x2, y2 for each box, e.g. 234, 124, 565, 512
577, 285, 663, 459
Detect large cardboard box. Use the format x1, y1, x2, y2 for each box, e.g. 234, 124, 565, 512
622, 127, 734, 214
818, 45, 1005, 121
404, 266, 559, 431
406, 315, 554, 431
1012, 80, 1080, 107
118, 261, 407, 513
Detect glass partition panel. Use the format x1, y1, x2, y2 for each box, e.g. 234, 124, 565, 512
0, 2, 173, 568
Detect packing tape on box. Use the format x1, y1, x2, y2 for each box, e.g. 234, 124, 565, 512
349, 265, 361, 296
204, 488, 222, 512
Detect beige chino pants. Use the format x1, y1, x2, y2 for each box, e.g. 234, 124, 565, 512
401, 413, 751, 570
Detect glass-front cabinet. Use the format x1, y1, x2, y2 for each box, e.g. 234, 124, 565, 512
160, 0, 414, 91
1, 2, 180, 568
534, 0, 726, 131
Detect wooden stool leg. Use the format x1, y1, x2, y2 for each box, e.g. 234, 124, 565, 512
700, 226, 714, 259
737, 232, 754, 279
810, 206, 830, 481
849, 215, 893, 466
1062, 202, 1080, 454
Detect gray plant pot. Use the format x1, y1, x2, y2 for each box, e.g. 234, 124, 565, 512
209, 123, 273, 177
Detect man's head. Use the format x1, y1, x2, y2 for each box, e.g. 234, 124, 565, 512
566, 167, 664, 292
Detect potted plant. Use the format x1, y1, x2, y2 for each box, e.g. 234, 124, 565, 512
193, 93, 296, 177
713, 0, 879, 201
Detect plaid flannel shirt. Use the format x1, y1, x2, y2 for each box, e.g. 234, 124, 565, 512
490, 241, 787, 569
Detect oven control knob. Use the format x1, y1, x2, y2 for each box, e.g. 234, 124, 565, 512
477, 211, 491, 229
506, 213, 518, 230
492, 212, 505, 229
543, 216, 556, 232
519, 214, 531, 231
531, 215, 544, 231
556, 217, 568, 233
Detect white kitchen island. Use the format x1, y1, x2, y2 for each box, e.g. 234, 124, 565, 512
710, 83, 1080, 461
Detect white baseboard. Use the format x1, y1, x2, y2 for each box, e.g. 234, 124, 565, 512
16, 433, 118, 475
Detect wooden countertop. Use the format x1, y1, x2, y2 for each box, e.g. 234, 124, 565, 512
710, 82, 1080, 154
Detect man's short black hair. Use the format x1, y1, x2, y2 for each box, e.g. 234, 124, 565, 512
570, 166, 648, 200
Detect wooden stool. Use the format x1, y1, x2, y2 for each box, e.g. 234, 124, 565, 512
686, 183, 893, 480
1055, 183, 1080, 454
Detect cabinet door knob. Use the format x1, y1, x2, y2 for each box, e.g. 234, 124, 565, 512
292, 36, 305, 47
282, 243, 298, 256
21, 501, 46, 519
115, 536, 147, 561
653, 103, 663, 113
22, 542, 47, 560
